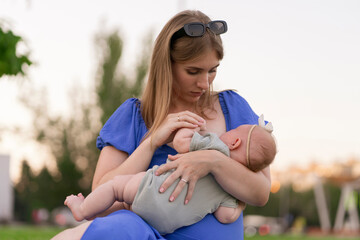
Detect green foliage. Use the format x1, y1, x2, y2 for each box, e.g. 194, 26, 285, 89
95, 30, 152, 124
244, 235, 360, 240
14, 28, 152, 223
323, 183, 342, 225
14, 161, 35, 222
244, 183, 343, 228
0, 26, 32, 78
14, 88, 98, 220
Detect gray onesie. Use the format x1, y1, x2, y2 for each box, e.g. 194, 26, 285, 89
131, 132, 238, 234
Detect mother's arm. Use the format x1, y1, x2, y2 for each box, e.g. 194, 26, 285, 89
156, 149, 271, 206
93, 111, 205, 189
92, 137, 156, 190
210, 149, 271, 206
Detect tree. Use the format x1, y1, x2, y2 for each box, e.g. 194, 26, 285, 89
0, 23, 33, 142
244, 183, 343, 229
0, 25, 32, 78
95, 29, 152, 124
14, 160, 36, 222
14, 28, 152, 221
15, 93, 90, 215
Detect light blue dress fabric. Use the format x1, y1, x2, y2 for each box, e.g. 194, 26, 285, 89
82, 90, 259, 240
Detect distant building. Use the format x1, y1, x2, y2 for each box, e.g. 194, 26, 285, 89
0, 155, 13, 221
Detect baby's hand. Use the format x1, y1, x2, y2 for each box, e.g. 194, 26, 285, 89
199, 122, 206, 131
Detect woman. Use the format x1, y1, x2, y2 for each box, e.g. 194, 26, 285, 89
53, 9, 271, 240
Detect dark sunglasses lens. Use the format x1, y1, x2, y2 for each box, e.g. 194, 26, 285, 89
186, 24, 205, 36
209, 21, 226, 34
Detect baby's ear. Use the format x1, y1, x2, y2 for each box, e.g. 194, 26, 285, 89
228, 138, 242, 150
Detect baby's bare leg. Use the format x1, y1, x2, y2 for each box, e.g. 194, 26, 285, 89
64, 193, 87, 221
65, 172, 146, 221
214, 202, 246, 224
118, 172, 146, 205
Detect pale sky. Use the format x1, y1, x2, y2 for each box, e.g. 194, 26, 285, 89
1, 0, 360, 181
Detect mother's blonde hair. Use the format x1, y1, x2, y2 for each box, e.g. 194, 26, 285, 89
141, 10, 224, 136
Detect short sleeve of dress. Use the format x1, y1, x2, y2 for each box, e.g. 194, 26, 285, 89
219, 90, 259, 130
96, 98, 147, 154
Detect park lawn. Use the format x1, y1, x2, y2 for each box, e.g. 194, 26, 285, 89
0, 225, 63, 240
246, 235, 360, 240
0, 226, 359, 240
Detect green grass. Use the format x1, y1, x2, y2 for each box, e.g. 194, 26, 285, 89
245, 235, 360, 240
0, 225, 63, 240
0, 226, 359, 240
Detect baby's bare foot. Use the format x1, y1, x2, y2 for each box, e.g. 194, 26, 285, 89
64, 193, 85, 221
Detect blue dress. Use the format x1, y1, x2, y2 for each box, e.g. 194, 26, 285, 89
81, 90, 259, 240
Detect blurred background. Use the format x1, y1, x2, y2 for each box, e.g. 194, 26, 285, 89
1, 0, 359, 238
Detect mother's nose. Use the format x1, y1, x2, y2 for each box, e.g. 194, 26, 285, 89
197, 73, 210, 90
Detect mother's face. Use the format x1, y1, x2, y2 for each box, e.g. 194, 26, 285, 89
172, 50, 220, 104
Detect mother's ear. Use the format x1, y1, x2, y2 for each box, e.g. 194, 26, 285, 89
228, 138, 242, 150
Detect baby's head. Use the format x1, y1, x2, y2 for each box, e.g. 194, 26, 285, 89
220, 124, 276, 172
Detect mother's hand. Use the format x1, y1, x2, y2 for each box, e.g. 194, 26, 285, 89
155, 150, 216, 204
151, 111, 206, 149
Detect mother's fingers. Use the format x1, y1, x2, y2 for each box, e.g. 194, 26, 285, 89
156, 160, 199, 204
171, 111, 206, 126
151, 118, 199, 148
155, 159, 177, 176
165, 174, 197, 204
152, 110, 206, 148
168, 177, 189, 202
184, 181, 196, 204
170, 177, 197, 205
176, 114, 201, 126
158, 169, 181, 193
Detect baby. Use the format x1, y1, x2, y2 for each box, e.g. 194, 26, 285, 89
65, 115, 276, 234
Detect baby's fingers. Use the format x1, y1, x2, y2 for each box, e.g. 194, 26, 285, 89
167, 154, 183, 161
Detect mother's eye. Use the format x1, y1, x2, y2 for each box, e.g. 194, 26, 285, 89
187, 70, 199, 75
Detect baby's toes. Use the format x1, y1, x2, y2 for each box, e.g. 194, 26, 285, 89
77, 193, 85, 200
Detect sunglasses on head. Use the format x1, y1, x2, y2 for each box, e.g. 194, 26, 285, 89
171, 20, 228, 43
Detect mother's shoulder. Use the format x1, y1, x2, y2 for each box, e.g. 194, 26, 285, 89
218, 89, 247, 102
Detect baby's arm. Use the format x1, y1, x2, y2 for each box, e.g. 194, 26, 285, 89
214, 201, 246, 224
173, 127, 199, 153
